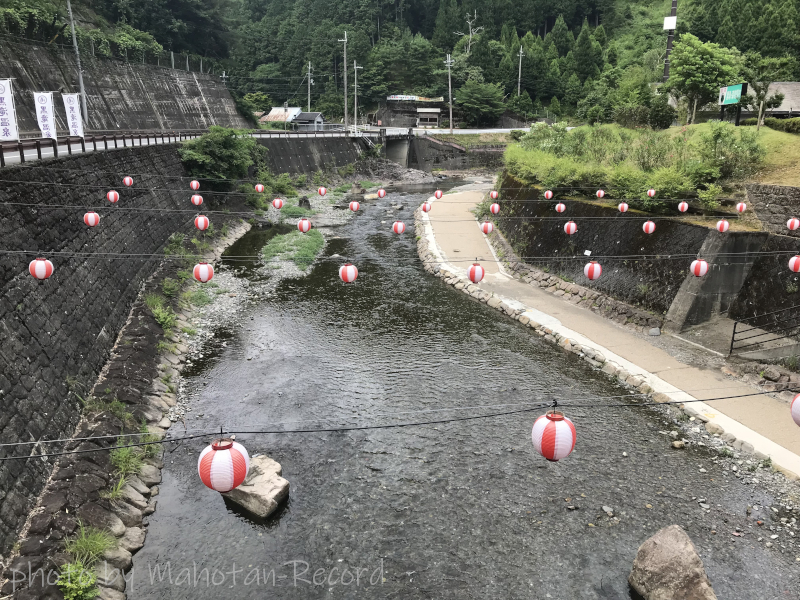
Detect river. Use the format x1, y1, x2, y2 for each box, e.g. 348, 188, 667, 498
128, 185, 796, 599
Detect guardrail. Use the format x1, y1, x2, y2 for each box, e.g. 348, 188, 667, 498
729, 304, 800, 356
0, 128, 406, 167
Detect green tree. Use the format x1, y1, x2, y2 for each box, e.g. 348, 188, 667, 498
549, 96, 562, 118
178, 126, 266, 180
508, 89, 534, 118
432, 0, 461, 49
594, 23, 607, 48
573, 18, 603, 82
242, 92, 273, 113
456, 80, 506, 125
665, 33, 740, 123
564, 73, 583, 106
549, 15, 574, 57
740, 51, 796, 126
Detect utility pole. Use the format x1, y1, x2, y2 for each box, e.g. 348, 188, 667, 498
307, 61, 313, 112
517, 47, 525, 96
445, 53, 454, 135
65, 0, 88, 127
662, 0, 678, 81
353, 60, 363, 132
339, 31, 348, 132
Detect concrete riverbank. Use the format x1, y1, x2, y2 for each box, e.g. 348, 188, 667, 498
416, 185, 800, 480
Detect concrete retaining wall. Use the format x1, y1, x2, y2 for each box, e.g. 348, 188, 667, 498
257, 137, 366, 175
0, 145, 200, 554
0, 39, 247, 134
408, 137, 504, 172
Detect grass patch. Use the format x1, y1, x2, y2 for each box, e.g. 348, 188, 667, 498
333, 183, 351, 194
161, 278, 181, 298
64, 522, 116, 565
156, 340, 176, 354
182, 288, 212, 307
358, 180, 380, 189
79, 395, 132, 424
281, 205, 315, 218
110, 443, 144, 477
100, 475, 127, 501
180, 326, 197, 336
139, 422, 162, 458
144, 294, 177, 331
261, 229, 325, 270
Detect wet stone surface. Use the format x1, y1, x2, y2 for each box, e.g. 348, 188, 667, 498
129, 188, 799, 600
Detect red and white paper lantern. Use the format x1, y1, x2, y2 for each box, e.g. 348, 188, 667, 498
106, 190, 119, 203
490, 203, 500, 215
618, 202, 628, 213
339, 263, 358, 283
190, 180, 200, 191
596, 190, 605, 199
792, 394, 800, 427
318, 187, 327, 196
480, 221, 494, 235
544, 190, 554, 200
716, 219, 730, 233
642, 220, 656, 234
193, 262, 214, 283
422, 202, 432, 213
29, 258, 54, 280
736, 202, 747, 213
349, 201, 360, 212
298, 218, 311, 233
647, 189, 656, 198
789, 255, 800, 273
255, 183, 265, 193
195, 215, 210, 231
531, 411, 576, 462
678, 201, 689, 213
272, 198, 284, 209
378, 188, 386, 198
468, 263, 485, 284
584, 261, 602, 280
564, 221, 577, 235
434, 190, 443, 199
197, 439, 250, 493
191, 194, 203, 206
690, 259, 709, 277
83, 212, 100, 227
393, 221, 406, 234
123, 176, 133, 187
555, 203, 566, 213
787, 218, 800, 231
490, 190, 499, 200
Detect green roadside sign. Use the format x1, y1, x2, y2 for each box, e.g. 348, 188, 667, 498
718, 83, 748, 105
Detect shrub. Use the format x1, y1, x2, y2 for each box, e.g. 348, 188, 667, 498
613, 104, 650, 128
58, 561, 98, 600
178, 126, 266, 180
697, 121, 765, 179
610, 163, 646, 199
509, 129, 526, 141
64, 523, 116, 565
648, 95, 677, 130
697, 183, 723, 208
161, 278, 181, 298
631, 130, 672, 171
643, 167, 693, 205
740, 118, 758, 126
683, 160, 721, 188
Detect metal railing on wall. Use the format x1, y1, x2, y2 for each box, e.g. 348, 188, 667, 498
729, 304, 800, 356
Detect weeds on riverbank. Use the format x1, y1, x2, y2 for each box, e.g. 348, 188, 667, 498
261, 229, 324, 270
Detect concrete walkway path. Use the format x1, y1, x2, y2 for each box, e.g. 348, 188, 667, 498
425, 188, 800, 478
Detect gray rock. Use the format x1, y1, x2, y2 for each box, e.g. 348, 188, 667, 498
629, 525, 718, 600
222, 456, 290, 519
118, 527, 146, 553
101, 547, 133, 571
95, 562, 126, 592
704, 422, 724, 435
110, 500, 143, 527
76, 503, 125, 537
671, 441, 685, 449
138, 465, 161, 487
96, 586, 126, 600
649, 328, 661, 336
120, 485, 147, 509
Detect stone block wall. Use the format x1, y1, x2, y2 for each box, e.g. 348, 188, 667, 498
408, 137, 504, 172
746, 184, 800, 238
257, 137, 366, 175
0, 145, 201, 554
0, 39, 247, 134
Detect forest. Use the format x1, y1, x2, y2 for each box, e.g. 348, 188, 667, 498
1, 0, 799, 125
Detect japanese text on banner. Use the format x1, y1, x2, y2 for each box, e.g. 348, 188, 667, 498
61, 94, 84, 138
0, 79, 20, 142
34, 92, 57, 140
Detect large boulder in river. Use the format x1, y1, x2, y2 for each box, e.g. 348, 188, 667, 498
629, 525, 718, 600
222, 456, 289, 518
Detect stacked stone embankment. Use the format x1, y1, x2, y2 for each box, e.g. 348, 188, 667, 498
0, 38, 247, 133
0, 145, 203, 555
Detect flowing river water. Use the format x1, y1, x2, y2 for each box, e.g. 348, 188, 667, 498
129, 185, 797, 599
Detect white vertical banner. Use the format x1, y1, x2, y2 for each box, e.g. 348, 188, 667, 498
62, 93, 84, 137
34, 92, 57, 140
0, 79, 20, 141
